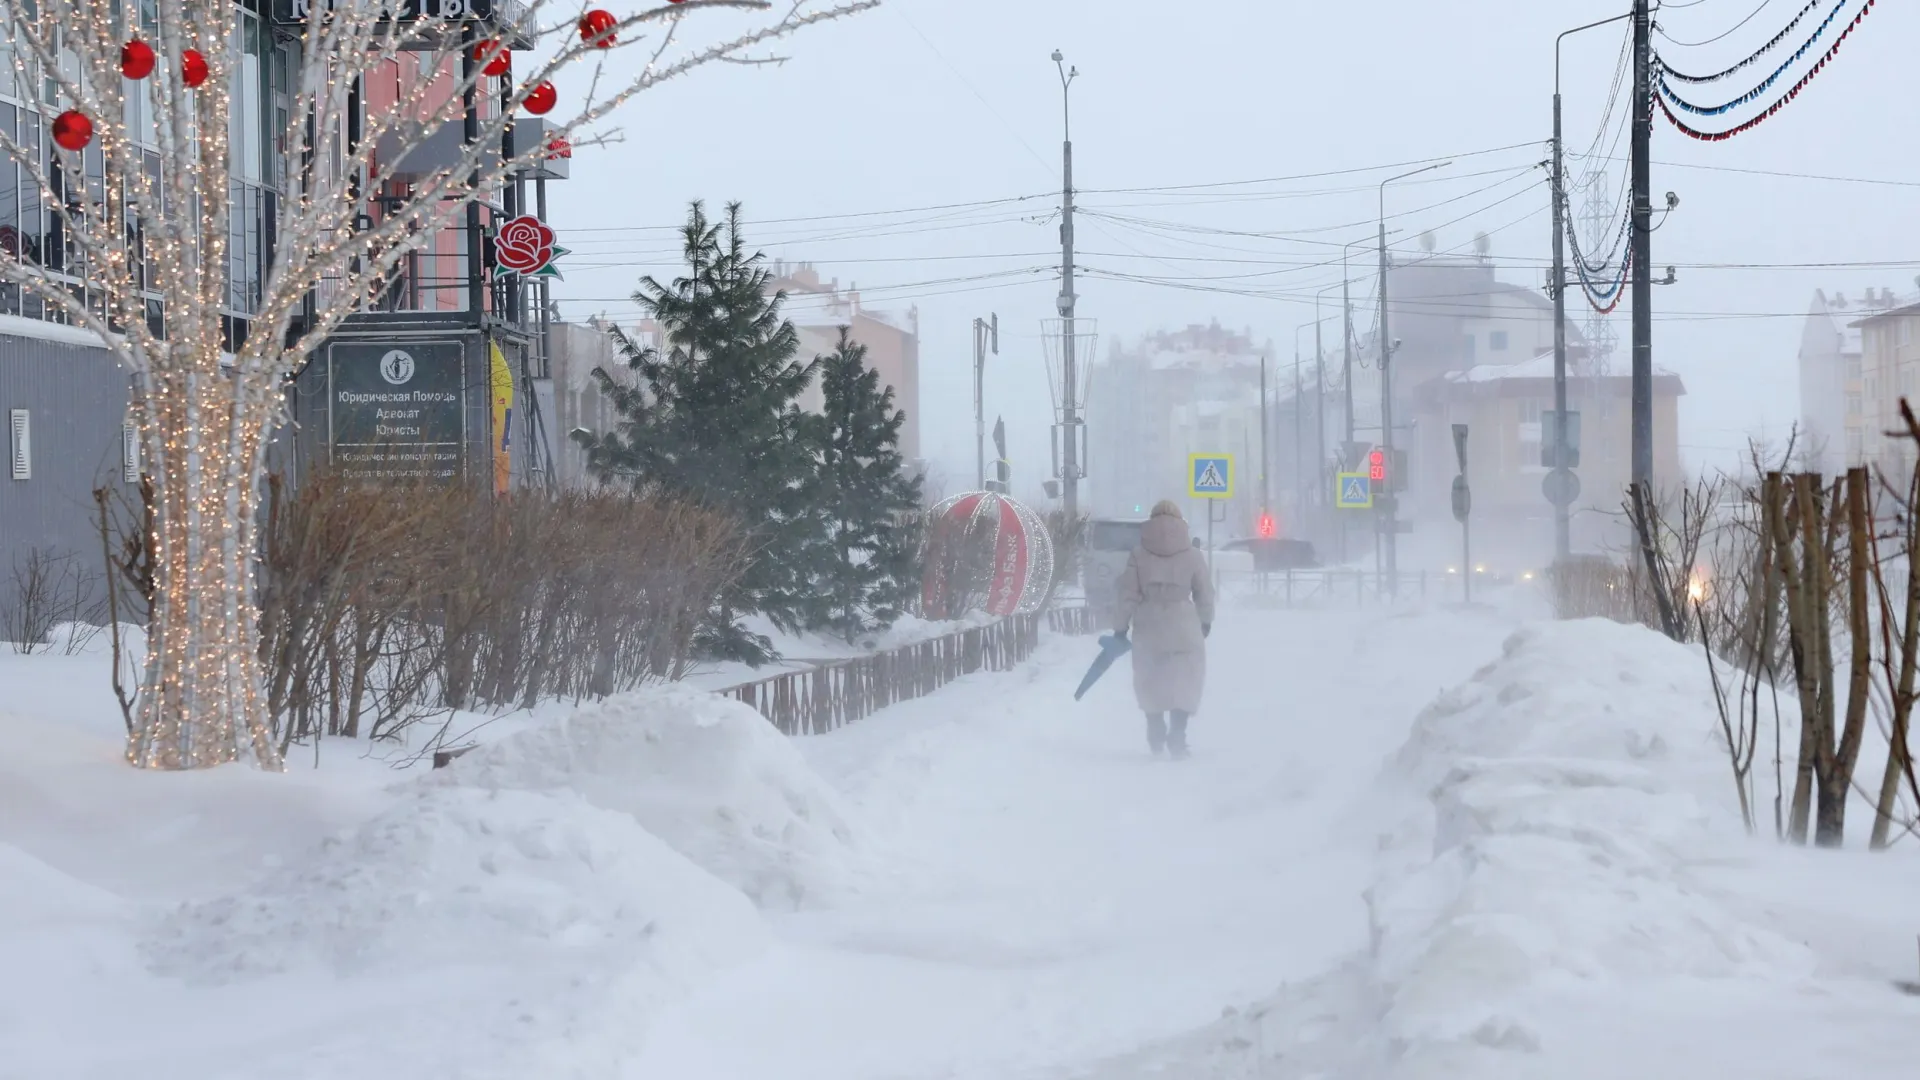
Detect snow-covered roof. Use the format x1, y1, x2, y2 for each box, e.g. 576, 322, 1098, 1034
1442, 350, 1680, 384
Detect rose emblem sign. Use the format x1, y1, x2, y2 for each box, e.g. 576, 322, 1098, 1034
494, 214, 567, 278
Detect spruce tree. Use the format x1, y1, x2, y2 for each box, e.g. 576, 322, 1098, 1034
802, 328, 925, 643
573, 201, 819, 664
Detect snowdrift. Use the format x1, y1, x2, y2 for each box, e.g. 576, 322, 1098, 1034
145, 786, 769, 1078
440, 683, 867, 910
1358, 618, 1918, 1079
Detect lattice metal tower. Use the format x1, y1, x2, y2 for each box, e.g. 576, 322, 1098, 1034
1577, 168, 1618, 379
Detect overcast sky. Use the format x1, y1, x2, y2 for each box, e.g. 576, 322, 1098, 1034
546, 0, 1917, 496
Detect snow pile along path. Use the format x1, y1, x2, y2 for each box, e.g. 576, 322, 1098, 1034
442, 683, 868, 910
145, 786, 770, 1080
1358, 618, 1919, 1080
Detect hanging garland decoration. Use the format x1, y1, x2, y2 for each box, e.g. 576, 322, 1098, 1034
1563, 187, 1630, 279
1573, 245, 1631, 316
1658, 0, 1875, 141
1657, 0, 1860, 115
1658, 0, 1826, 84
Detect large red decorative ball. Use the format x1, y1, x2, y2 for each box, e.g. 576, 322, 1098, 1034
579, 9, 618, 48
51, 110, 93, 151
522, 81, 557, 116
181, 48, 209, 89
473, 39, 510, 78
120, 40, 156, 80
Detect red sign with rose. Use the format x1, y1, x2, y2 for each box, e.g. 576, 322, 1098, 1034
493, 214, 567, 279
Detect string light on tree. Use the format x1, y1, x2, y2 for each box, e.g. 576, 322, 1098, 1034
0, 0, 880, 772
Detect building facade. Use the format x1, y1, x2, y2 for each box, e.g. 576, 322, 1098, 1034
1087, 321, 1280, 535
1852, 294, 1920, 480
1410, 351, 1685, 568
767, 260, 922, 463
1797, 287, 1902, 474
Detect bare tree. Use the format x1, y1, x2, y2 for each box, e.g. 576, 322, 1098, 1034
1866, 401, 1920, 848
0, 0, 877, 769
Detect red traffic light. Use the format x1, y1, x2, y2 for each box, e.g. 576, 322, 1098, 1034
1368, 448, 1386, 482
1257, 512, 1276, 539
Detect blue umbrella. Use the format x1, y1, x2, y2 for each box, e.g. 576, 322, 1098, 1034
1073, 633, 1132, 701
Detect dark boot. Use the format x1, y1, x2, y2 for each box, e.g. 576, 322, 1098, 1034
1145, 712, 1167, 756
1168, 711, 1190, 759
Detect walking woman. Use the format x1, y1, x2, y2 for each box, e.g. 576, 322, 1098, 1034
1112, 500, 1215, 758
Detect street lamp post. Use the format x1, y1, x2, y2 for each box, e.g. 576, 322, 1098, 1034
973, 313, 998, 490
1550, 12, 1633, 561
1378, 161, 1451, 597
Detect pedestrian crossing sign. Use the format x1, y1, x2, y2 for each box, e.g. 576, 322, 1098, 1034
1336, 471, 1373, 510
1189, 454, 1233, 499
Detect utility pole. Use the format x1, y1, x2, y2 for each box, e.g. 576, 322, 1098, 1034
1629, 0, 1654, 488
973, 313, 998, 490
1052, 51, 1082, 525
1314, 326, 1326, 520
1551, 72, 1572, 562
1293, 351, 1303, 514
1376, 163, 1450, 596
1260, 353, 1270, 514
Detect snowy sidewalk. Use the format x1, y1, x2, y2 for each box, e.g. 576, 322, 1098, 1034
624, 606, 1517, 1080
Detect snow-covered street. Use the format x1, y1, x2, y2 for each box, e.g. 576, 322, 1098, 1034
627, 605, 1515, 1079
7, 596, 1920, 1079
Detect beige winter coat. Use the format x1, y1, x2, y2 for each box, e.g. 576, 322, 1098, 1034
1113, 508, 1215, 715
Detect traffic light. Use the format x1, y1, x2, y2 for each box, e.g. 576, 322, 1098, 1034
1257, 512, 1276, 539
1368, 449, 1386, 482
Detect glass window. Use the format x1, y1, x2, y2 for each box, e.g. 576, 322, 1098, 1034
0, 103, 15, 262
1090, 521, 1144, 551
1490, 330, 1509, 352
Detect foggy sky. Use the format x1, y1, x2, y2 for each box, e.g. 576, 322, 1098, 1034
547, 0, 1916, 504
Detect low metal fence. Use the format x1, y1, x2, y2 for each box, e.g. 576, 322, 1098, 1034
1223, 567, 1444, 607
728, 613, 1042, 736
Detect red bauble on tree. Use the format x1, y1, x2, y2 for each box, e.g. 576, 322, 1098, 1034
51, 110, 93, 151
473, 39, 511, 78
522, 82, 557, 116
120, 40, 156, 80
579, 9, 618, 48
181, 48, 209, 88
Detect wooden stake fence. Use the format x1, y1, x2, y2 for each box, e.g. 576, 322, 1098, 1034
729, 613, 1044, 736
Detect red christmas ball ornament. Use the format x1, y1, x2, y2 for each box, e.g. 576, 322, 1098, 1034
473, 39, 511, 78
522, 81, 557, 116
181, 48, 209, 89
579, 9, 618, 48
51, 110, 93, 151
120, 40, 156, 80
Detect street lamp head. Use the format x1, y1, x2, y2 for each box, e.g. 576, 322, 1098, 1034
1665, 191, 1680, 210
1051, 49, 1063, 62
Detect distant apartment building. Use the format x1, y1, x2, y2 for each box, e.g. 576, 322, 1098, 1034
545, 262, 924, 488
1087, 321, 1279, 533
767, 261, 922, 463
1851, 291, 1920, 480
1797, 287, 1902, 473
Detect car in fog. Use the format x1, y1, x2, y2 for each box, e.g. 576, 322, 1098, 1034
1084, 517, 1146, 618
1220, 537, 1319, 572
